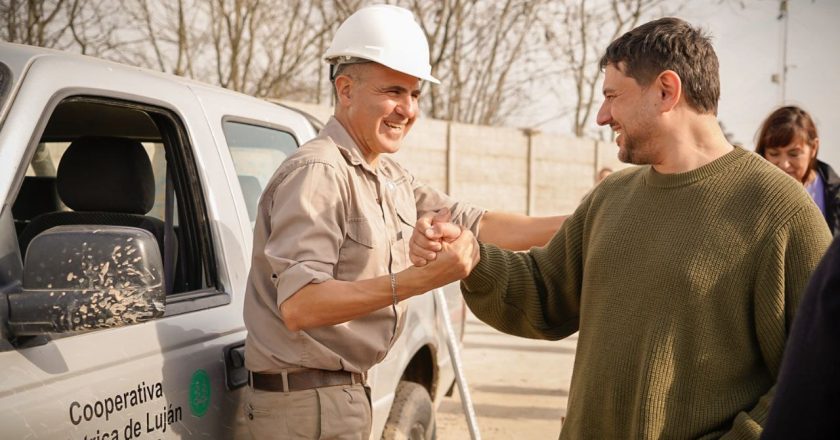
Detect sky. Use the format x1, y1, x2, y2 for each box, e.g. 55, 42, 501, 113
540, 0, 840, 168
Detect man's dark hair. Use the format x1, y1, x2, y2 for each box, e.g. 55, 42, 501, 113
599, 17, 720, 115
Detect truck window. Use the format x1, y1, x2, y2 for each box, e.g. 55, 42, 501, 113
4, 96, 224, 345
0, 62, 11, 115
222, 120, 298, 223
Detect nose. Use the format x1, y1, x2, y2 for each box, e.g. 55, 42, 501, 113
596, 100, 611, 126
395, 94, 417, 120
781, 159, 794, 171
770, 157, 793, 173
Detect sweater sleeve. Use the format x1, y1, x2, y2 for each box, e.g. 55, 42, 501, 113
722, 205, 832, 439
763, 235, 840, 438
460, 201, 586, 340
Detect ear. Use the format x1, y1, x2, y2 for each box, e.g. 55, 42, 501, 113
655, 70, 682, 113
334, 74, 354, 107
812, 137, 820, 158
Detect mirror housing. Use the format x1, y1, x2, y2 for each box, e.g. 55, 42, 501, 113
9, 225, 165, 335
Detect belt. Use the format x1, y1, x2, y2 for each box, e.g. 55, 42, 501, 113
248, 369, 364, 392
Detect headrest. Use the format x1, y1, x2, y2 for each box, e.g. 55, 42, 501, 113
57, 136, 155, 214
238, 175, 262, 220
12, 176, 59, 220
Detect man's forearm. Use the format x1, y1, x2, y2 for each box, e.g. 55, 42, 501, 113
478, 212, 565, 250
281, 231, 479, 331
280, 276, 396, 331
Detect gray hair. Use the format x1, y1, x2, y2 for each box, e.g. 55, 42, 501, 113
329, 57, 372, 81
330, 58, 372, 102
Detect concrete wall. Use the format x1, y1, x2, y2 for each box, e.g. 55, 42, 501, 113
284, 100, 628, 215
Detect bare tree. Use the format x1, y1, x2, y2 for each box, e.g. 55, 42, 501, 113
1, 0, 119, 54
308, 0, 363, 104
404, 0, 547, 126
4, 0, 754, 135
199, 0, 342, 100
249, 0, 344, 100
115, 0, 202, 76
2, 0, 71, 46
0, 0, 603, 129
206, 0, 260, 92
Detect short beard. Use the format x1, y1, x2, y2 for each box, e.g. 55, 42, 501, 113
618, 135, 647, 165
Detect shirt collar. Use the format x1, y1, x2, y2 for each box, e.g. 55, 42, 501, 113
320, 116, 377, 174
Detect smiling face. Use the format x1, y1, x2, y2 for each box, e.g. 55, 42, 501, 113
334, 63, 421, 164
763, 141, 818, 184
596, 63, 660, 165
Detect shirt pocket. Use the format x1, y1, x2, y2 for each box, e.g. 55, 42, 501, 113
392, 182, 418, 271
394, 204, 416, 237
337, 218, 380, 280
346, 218, 374, 249
392, 175, 418, 227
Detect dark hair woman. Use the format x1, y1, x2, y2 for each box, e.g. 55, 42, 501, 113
756, 105, 840, 235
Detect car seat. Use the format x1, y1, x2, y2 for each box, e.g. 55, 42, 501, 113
18, 136, 168, 263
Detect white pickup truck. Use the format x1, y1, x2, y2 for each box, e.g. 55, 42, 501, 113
0, 42, 464, 440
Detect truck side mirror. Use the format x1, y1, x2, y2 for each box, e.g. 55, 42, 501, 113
8, 225, 165, 335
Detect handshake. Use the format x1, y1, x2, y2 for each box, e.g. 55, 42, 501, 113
407, 208, 480, 283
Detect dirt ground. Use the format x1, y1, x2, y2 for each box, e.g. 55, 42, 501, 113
435, 312, 577, 439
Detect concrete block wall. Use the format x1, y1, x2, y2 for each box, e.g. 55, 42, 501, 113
449, 122, 528, 213
532, 132, 597, 215
282, 100, 623, 216
393, 117, 449, 194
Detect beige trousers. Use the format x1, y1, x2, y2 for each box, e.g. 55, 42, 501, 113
244, 383, 371, 440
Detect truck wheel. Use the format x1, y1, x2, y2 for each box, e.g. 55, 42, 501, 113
381, 381, 435, 440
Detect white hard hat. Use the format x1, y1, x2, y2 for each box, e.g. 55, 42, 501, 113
324, 4, 440, 84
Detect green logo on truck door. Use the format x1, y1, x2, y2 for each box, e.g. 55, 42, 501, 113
189, 369, 211, 417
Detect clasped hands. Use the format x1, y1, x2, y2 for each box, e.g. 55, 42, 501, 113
408, 208, 480, 283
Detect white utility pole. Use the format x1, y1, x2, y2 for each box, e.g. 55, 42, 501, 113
777, 0, 789, 103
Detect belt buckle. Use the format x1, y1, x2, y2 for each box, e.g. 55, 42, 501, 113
249, 370, 290, 392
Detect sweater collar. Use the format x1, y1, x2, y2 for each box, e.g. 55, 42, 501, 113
644, 147, 750, 188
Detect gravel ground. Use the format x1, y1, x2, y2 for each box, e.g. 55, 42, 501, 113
435, 312, 577, 439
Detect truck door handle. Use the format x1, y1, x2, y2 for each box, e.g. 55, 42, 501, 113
224, 343, 247, 390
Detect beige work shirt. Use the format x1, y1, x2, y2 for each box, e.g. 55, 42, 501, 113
244, 117, 484, 374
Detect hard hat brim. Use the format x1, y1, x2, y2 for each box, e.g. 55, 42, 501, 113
327, 55, 441, 85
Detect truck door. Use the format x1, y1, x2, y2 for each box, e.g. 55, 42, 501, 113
0, 56, 246, 439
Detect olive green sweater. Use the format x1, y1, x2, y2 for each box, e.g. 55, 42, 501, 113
462, 148, 832, 439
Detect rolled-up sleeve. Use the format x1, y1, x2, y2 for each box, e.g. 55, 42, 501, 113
409, 172, 485, 236
264, 161, 346, 307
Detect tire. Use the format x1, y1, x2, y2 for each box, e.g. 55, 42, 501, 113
381, 381, 435, 440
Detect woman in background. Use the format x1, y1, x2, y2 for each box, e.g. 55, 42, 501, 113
756, 105, 840, 235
